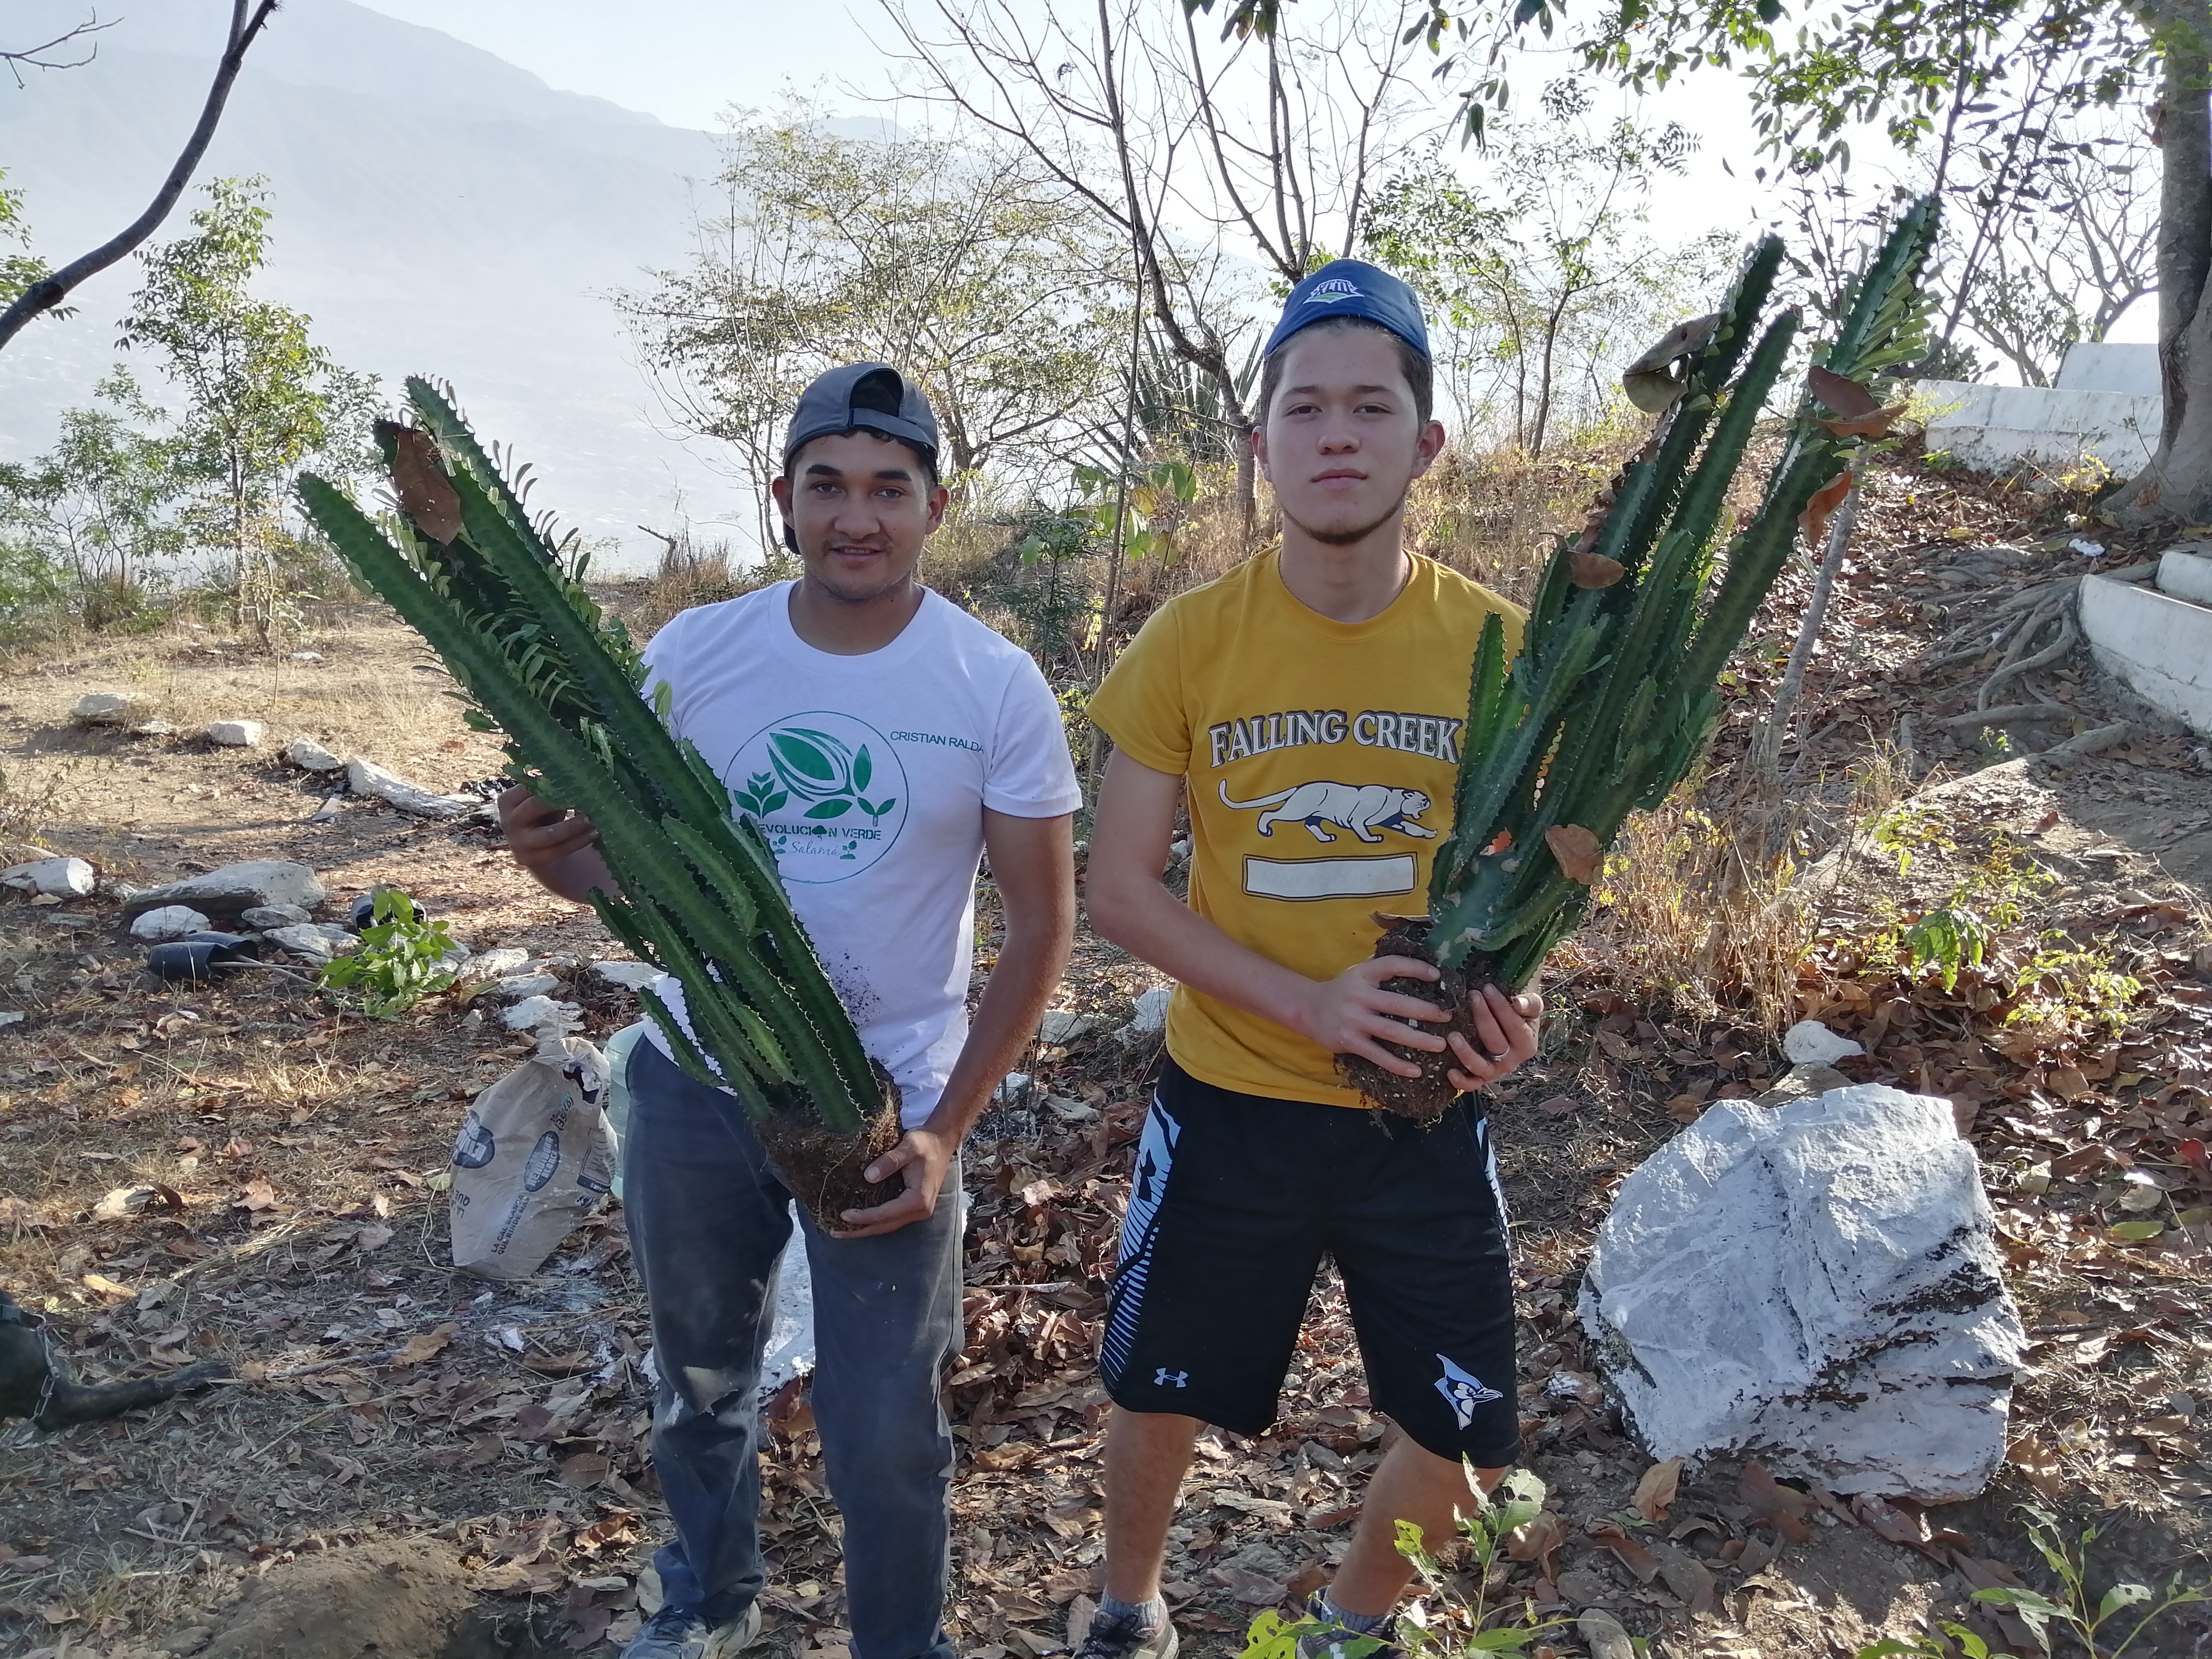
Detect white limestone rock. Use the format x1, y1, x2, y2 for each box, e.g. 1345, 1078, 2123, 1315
207, 719, 265, 748
283, 736, 344, 772
504, 994, 583, 1034
591, 960, 659, 991
71, 691, 143, 724
130, 719, 176, 738
1782, 1019, 1865, 1066
238, 904, 313, 930
130, 906, 213, 942
1040, 1009, 1109, 1045
345, 757, 476, 818
265, 922, 358, 963
494, 973, 563, 1001
1124, 985, 1173, 1037
2, 856, 96, 898
1579, 1084, 2024, 1501
468, 947, 531, 979
122, 861, 325, 924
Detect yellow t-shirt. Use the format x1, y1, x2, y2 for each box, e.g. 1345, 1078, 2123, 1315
1088, 548, 1524, 1107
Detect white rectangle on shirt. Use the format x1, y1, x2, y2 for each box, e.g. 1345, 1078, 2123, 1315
1244, 853, 1415, 901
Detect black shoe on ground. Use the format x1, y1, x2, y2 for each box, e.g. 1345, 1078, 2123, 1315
1293, 1593, 1399, 1659
619, 1601, 761, 1659
1074, 1606, 1178, 1659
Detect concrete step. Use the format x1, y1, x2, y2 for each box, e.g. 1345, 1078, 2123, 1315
2080, 572, 2212, 738
2158, 544, 2212, 606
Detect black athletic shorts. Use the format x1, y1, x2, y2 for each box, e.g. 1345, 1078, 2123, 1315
1099, 1057, 1519, 1466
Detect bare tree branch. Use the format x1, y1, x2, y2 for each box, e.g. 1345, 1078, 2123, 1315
1, 7, 115, 86
0, 0, 280, 353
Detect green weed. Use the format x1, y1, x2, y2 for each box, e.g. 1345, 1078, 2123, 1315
1871, 803, 1954, 877
1900, 834, 2049, 991
1855, 1503, 2207, 1659
316, 887, 459, 1019
1238, 1470, 1563, 1659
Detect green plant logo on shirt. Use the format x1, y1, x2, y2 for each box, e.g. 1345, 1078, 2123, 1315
725, 713, 910, 882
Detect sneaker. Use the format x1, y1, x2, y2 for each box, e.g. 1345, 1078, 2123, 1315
1293, 1594, 1398, 1659
1074, 1605, 1178, 1659
621, 1601, 762, 1659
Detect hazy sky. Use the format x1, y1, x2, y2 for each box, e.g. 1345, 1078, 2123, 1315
348, 1, 1769, 249
355, 0, 907, 130
344, 0, 2156, 356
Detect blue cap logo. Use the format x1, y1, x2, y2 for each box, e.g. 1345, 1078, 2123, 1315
1263, 258, 1429, 362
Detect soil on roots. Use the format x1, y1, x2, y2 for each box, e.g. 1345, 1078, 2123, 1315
755, 1066, 906, 1231
1335, 916, 1492, 1122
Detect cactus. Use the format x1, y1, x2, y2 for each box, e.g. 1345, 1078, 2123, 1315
295, 379, 893, 1190
1346, 197, 1941, 1117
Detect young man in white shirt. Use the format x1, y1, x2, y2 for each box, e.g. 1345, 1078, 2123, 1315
500, 364, 1080, 1659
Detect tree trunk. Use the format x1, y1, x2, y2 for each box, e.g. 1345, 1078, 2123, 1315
1749, 479, 1860, 784
2110, 16, 2212, 524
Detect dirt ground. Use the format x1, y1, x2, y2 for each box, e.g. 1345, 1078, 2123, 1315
2, 460, 2210, 1659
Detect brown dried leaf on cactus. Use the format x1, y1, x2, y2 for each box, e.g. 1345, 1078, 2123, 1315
1569, 551, 1627, 589
383, 423, 463, 543
1814, 403, 1906, 438
1621, 312, 1721, 412
1543, 824, 1604, 884
1800, 470, 1855, 548
1807, 363, 1880, 416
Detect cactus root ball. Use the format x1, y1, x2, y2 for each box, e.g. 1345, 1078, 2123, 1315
1336, 918, 1489, 1123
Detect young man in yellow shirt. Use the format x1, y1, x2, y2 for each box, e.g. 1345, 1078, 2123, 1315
1079, 262, 1544, 1659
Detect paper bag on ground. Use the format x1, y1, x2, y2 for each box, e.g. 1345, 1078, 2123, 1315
449, 1037, 618, 1279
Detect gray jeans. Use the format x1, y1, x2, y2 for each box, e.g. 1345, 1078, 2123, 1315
624, 1037, 962, 1659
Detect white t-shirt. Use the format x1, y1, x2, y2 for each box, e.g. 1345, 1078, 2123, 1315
634, 583, 1080, 1129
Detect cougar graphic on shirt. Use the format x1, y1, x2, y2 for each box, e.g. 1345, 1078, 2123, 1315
1218, 777, 1438, 844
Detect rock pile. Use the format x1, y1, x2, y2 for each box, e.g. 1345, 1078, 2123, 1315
121, 861, 327, 925
1579, 1082, 2025, 1501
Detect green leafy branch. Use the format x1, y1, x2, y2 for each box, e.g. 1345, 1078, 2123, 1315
317, 886, 458, 1019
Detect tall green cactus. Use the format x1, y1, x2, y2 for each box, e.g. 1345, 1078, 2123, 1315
1424, 196, 1941, 988
295, 378, 882, 1135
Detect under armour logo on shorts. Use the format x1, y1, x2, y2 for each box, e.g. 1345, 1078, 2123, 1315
1434, 1354, 1503, 1429
1154, 1368, 1189, 1388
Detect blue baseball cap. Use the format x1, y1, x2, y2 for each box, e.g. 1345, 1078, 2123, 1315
1262, 259, 1430, 362
783, 363, 941, 470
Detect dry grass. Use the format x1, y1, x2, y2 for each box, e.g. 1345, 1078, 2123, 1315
930, 421, 1654, 672
0, 615, 504, 792
627, 528, 798, 637
1576, 783, 1814, 1034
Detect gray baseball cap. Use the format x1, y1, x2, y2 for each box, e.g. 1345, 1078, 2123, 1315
783, 363, 941, 471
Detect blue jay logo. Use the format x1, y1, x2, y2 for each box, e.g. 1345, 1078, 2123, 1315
1154, 1368, 1189, 1388
1435, 1354, 1503, 1429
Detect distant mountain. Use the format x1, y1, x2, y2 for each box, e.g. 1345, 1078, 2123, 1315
0, 0, 777, 568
